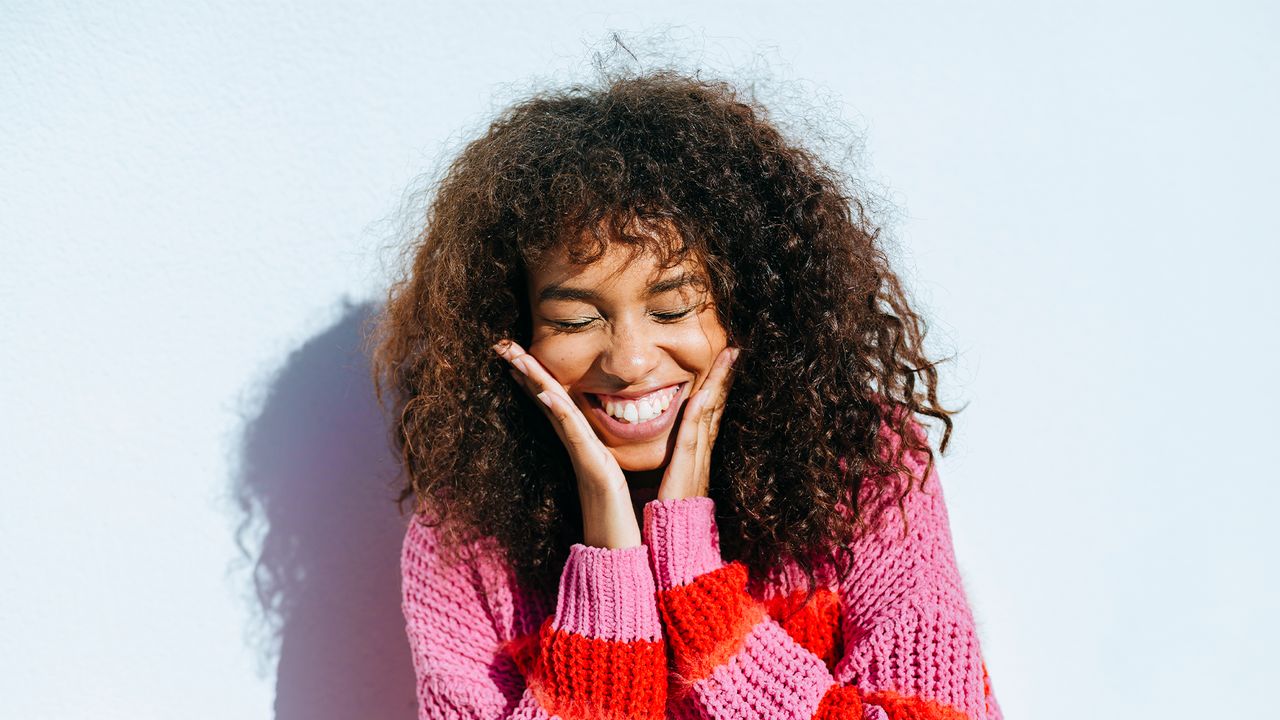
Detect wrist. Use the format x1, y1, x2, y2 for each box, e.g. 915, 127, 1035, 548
580, 488, 643, 549
642, 495, 724, 588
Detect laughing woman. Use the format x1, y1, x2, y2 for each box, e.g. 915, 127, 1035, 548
367, 68, 1003, 720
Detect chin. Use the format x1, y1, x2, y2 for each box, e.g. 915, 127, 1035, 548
610, 443, 671, 472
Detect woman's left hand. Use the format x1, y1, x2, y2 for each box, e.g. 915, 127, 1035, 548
657, 345, 741, 500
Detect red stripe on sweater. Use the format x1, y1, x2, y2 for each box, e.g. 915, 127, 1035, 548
764, 586, 844, 672
982, 660, 994, 716
816, 684, 971, 720
814, 684, 864, 719
519, 616, 667, 720
860, 688, 972, 720
657, 562, 767, 690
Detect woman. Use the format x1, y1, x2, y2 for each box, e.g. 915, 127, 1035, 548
368, 68, 1003, 720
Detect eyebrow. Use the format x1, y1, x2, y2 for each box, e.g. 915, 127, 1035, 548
537, 272, 699, 304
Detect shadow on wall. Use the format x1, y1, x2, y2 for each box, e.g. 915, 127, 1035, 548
228, 298, 417, 719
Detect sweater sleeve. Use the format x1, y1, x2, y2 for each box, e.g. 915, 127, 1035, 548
642, 434, 1002, 720
400, 518, 668, 720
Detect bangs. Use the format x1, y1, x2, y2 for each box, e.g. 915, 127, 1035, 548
525, 204, 708, 278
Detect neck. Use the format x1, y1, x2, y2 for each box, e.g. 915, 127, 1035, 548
624, 467, 664, 490
625, 468, 663, 517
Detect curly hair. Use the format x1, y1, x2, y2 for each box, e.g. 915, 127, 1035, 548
365, 67, 961, 600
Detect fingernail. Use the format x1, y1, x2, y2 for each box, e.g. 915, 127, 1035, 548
731, 348, 741, 364
492, 340, 510, 356
513, 356, 529, 374
536, 391, 552, 408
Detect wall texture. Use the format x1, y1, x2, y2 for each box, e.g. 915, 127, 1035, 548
2, 1, 1276, 718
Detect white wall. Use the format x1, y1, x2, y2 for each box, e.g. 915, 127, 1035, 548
3, 1, 1276, 718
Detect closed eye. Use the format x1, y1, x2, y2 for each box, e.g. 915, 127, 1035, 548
651, 307, 695, 321
549, 318, 595, 331
546, 306, 697, 332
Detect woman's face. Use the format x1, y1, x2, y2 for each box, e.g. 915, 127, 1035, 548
525, 235, 729, 475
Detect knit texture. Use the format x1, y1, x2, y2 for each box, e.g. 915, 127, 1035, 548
400, 421, 1003, 719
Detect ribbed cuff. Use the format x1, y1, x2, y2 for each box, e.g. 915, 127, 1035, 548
553, 543, 662, 642
642, 496, 725, 589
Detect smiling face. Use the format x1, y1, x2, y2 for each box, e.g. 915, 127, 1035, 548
525, 233, 729, 476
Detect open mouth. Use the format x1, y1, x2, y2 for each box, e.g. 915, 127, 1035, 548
583, 383, 687, 440
588, 385, 681, 423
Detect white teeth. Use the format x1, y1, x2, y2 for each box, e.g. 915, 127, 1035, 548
601, 386, 678, 424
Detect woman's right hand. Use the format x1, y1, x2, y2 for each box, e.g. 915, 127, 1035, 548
492, 339, 643, 550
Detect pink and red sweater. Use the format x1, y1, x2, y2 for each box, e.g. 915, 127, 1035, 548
400, 424, 1003, 720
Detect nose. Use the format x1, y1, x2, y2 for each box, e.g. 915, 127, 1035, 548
598, 316, 662, 386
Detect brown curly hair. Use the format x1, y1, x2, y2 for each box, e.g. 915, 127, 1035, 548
365, 66, 961, 599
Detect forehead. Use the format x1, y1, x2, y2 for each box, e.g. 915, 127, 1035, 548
529, 240, 706, 299
527, 217, 706, 295
530, 243, 693, 286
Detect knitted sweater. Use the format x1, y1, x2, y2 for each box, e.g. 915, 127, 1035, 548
400, 422, 1003, 720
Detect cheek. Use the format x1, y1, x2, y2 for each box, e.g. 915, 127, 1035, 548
528, 335, 595, 385
692, 306, 730, 357
670, 326, 728, 376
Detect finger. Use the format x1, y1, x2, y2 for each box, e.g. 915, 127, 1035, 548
702, 350, 741, 486
499, 342, 573, 403
500, 343, 597, 447
704, 346, 739, 410
662, 347, 740, 497
700, 391, 716, 481
494, 341, 565, 402
506, 364, 567, 441
511, 353, 578, 421
708, 355, 738, 443
674, 393, 715, 498
496, 342, 567, 432
696, 397, 716, 491
662, 385, 707, 493
682, 346, 737, 436
685, 346, 739, 423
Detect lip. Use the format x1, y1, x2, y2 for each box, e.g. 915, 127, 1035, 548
589, 382, 685, 402
582, 382, 688, 442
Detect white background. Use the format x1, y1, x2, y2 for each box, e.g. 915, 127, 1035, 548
3, 2, 1276, 718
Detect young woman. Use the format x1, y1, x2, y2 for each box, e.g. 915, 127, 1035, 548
368, 68, 1003, 720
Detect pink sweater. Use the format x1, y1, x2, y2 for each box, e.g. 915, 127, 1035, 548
400, 422, 1003, 720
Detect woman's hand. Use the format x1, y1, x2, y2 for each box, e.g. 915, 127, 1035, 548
658, 346, 740, 501
492, 339, 642, 549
